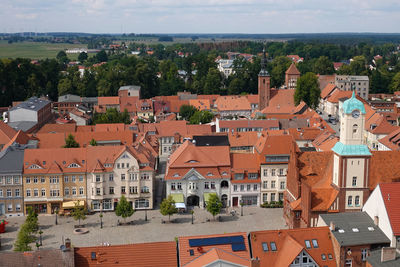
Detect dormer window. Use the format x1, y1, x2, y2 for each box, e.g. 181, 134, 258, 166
28, 164, 42, 169
68, 163, 80, 168
207, 172, 213, 176
173, 173, 180, 177
187, 160, 198, 163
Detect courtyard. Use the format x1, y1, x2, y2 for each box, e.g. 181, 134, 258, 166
0, 207, 286, 251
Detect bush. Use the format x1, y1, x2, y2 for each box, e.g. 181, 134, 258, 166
261, 201, 283, 208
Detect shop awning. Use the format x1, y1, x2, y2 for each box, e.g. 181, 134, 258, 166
170, 193, 184, 203
62, 200, 85, 209
204, 193, 213, 203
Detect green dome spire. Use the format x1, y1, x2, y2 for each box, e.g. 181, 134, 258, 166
342, 91, 366, 114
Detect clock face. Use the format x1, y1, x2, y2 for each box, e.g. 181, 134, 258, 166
352, 110, 360, 118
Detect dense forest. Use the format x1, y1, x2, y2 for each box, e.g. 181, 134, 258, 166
1, 39, 400, 107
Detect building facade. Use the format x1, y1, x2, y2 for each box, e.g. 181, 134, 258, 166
335, 75, 369, 100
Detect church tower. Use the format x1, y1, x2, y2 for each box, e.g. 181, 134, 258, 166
332, 91, 371, 211
258, 49, 271, 111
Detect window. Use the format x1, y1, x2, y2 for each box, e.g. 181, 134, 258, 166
352, 177, 357, 186
79, 175, 84, 182
0, 189, 2, 197
26, 177, 31, 184
7, 189, 12, 197
96, 175, 101, 182
249, 173, 258, 179
171, 183, 176, 190
262, 242, 269, 252
0, 176, 2, 184
263, 169, 268, 177
40, 177, 45, 183
271, 181, 276, 188
348, 196, 353, 206
141, 186, 149, 193
141, 173, 150, 180
130, 186, 138, 194
271, 193, 275, 201
64, 176, 69, 183
271, 169, 276, 176
353, 124, 358, 134
211, 182, 215, 189
355, 196, 360, 206
8, 204, 12, 212
15, 188, 20, 197
321, 254, 326, 260
50, 189, 60, 197
14, 176, 20, 184
361, 249, 368, 261
79, 187, 84, 195
240, 185, 244, 191
254, 184, 258, 191
305, 240, 311, 249
72, 176, 76, 182
270, 242, 277, 251
345, 259, 352, 267
121, 186, 126, 194
117, 163, 120, 169
65, 188, 70, 196
177, 182, 182, 190
312, 239, 319, 248
72, 187, 77, 195
26, 189, 31, 197
234, 185, 238, 192
204, 182, 209, 189
109, 187, 114, 194
33, 189, 38, 197
247, 184, 251, 191
279, 169, 284, 176
6, 176, 12, 184
121, 163, 125, 169
109, 173, 114, 181
68, 163, 80, 168
96, 188, 101, 196
263, 181, 268, 189
41, 189, 46, 197
328, 254, 333, 260
121, 174, 126, 181
235, 173, 244, 180
263, 193, 268, 203
33, 177, 38, 184
279, 193, 283, 201
126, 163, 129, 168
135, 198, 149, 209
280, 181, 285, 189
16, 204, 21, 211
50, 176, 59, 184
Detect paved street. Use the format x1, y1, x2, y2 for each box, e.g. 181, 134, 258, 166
0, 207, 286, 251
318, 109, 340, 135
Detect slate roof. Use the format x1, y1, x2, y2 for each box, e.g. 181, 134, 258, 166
320, 212, 390, 246
193, 135, 229, 146
9, 96, 50, 112
7, 121, 37, 132
0, 145, 25, 173
366, 249, 400, 267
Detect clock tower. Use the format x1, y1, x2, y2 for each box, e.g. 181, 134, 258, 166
332, 91, 371, 211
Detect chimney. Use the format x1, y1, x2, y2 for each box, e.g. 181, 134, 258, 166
330, 221, 336, 231
374, 216, 379, 226
381, 247, 396, 262
251, 257, 260, 267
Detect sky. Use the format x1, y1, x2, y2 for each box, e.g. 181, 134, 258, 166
1, 0, 400, 34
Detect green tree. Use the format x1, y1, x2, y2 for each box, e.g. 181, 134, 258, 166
25, 206, 39, 234
294, 72, 320, 109
179, 105, 198, 121
78, 52, 88, 62
93, 108, 131, 124
115, 195, 134, 224
71, 201, 87, 226
63, 134, 80, 148
96, 50, 108, 62
189, 110, 214, 124
270, 56, 291, 88
160, 195, 178, 222
14, 207, 38, 252
57, 78, 73, 96
390, 72, 400, 93
89, 138, 97, 146
203, 68, 222, 94
313, 56, 335, 75
350, 56, 367, 75
206, 193, 222, 221
56, 50, 68, 63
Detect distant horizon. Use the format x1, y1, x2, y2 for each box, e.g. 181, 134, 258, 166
2, 32, 400, 35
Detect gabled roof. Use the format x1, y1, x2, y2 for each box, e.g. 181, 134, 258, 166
250, 227, 336, 267
184, 248, 251, 267
178, 232, 250, 267
320, 212, 390, 246
189, 99, 211, 110
285, 63, 300, 75
0, 121, 17, 145
97, 96, 119, 106
379, 183, 400, 236
378, 128, 400, 151
261, 89, 306, 115
320, 84, 338, 99
215, 96, 251, 111
74, 241, 177, 267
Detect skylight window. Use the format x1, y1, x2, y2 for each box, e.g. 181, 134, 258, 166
207, 172, 213, 176
328, 254, 333, 260
270, 242, 277, 251
338, 229, 345, 233
173, 173, 180, 177
262, 242, 269, 252
352, 228, 359, 232
189, 249, 194, 256
368, 227, 374, 231
188, 160, 198, 163
321, 254, 326, 260
312, 239, 319, 248
305, 240, 311, 249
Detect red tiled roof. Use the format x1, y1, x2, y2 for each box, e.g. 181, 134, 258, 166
0, 121, 17, 145
98, 96, 119, 106
285, 63, 300, 75
184, 248, 251, 267
178, 232, 250, 267
320, 84, 337, 99
74, 241, 177, 267
378, 128, 400, 151
261, 89, 306, 114
379, 183, 400, 236
189, 99, 211, 111
215, 96, 251, 111
250, 227, 336, 267
326, 90, 352, 103
37, 123, 77, 133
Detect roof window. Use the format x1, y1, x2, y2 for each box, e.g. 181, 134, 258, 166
352, 228, 359, 232
321, 254, 326, 260
368, 227, 374, 231
270, 242, 277, 251
338, 229, 345, 233
312, 239, 319, 248
328, 254, 333, 260
189, 249, 194, 256
262, 242, 269, 252
91, 252, 96, 260
305, 240, 311, 249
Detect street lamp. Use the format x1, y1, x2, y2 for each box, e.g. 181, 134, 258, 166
240, 200, 244, 216
145, 209, 148, 222
55, 208, 59, 225
100, 213, 103, 229
39, 228, 43, 246
191, 210, 194, 224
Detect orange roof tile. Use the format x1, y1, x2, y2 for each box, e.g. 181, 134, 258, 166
369, 151, 400, 190
0, 121, 17, 145
288, 128, 324, 141
378, 128, 400, 151
261, 89, 305, 114
178, 232, 250, 267
326, 90, 352, 103
250, 227, 336, 267
189, 99, 211, 111
74, 241, 177, 267
285, 63, 300, 75
215, 96, 251, 111
219, 119, 279, 131
320, 84, 338, 99
379, 183, 400, 236
245, 94, 259, 104
37, 124, 77, 133
97, 96, 119, 106
184, 248, 251, 267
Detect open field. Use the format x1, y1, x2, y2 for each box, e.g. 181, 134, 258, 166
0, 41, 85, 60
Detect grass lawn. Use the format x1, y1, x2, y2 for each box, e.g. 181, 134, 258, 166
0, 41, 86, 60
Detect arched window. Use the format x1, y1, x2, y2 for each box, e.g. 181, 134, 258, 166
355, 196, 360, 206
352, 124, 358, 135
221, 180, 229, 188
348, 196, 353, 206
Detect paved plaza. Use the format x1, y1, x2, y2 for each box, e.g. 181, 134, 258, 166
0, 207, 286, 251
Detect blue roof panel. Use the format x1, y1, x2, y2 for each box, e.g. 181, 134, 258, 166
332, 142, 371, 156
